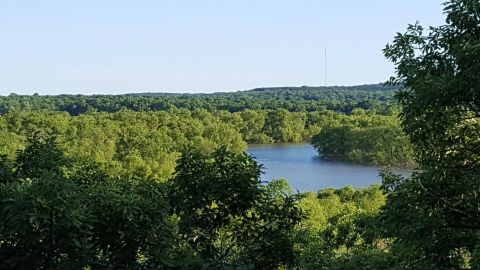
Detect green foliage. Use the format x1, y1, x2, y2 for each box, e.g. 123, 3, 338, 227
14, 133, 69, 179
0, 134, 181, 269
4, 5, 477, 267
0, 84, 400, 114
0, 154, 13, 184
170, 150, 303, 269
0, 106, 413, 170
0, 137, 90, 269
330, 249, 396, 270
169, 149, 263, 260
294, 185, 389, 269
311, 112, 415, 167
0, 134, 305, 269
379, 0, 480, 268
0, 110, 247, 181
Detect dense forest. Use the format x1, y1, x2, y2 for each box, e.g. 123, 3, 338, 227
0, 108, 414, 169
0, 84, 399, 114
0, 84, 412, 167
0, 133, 385, 269
0, 1, 479, 269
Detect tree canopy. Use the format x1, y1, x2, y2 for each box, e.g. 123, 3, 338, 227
379, 0, 480, 268
0, 84, 399, 114
1, 1, 477, 268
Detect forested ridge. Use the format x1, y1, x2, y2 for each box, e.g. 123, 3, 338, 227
0, 83, 399, 114
0, 108, 414, 168
0, 84, 412, 167
0, 0, 479, 269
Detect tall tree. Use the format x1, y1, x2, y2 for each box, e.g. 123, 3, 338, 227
381, 0, 480, 268
169, 149, 303, 269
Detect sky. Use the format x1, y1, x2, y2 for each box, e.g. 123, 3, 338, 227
0, 1, 446, 95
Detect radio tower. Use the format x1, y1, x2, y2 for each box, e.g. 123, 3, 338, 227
324, 48, 327, 87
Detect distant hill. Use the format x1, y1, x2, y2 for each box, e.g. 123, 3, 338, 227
0, 83, 401, 114
127, 83, 400, 100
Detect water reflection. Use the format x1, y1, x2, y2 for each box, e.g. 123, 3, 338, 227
247, 143, 413, 192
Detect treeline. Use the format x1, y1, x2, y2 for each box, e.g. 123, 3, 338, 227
0, 83, 415, 167
0, 132, 393, 269
0, 108, 414, 168
0, 129, 476, 269
1, 1, 478, 268
311, 110, 415, 167
0, 110, 246, 181
0, 84, 399, 114
0, 135, 303, 269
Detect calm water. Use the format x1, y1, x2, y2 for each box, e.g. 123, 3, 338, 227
247, 143, 413, 192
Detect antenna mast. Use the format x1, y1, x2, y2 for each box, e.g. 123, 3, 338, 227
324, 48, 327, 87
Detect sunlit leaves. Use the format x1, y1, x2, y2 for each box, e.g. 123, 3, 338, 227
381, 0, 480, 267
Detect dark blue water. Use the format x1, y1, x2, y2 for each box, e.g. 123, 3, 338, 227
247, 143, 413, 192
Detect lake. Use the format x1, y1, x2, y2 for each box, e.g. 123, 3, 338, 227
247, 143, 413, 192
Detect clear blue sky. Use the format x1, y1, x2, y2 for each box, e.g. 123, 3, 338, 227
0, 1, 445, 95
